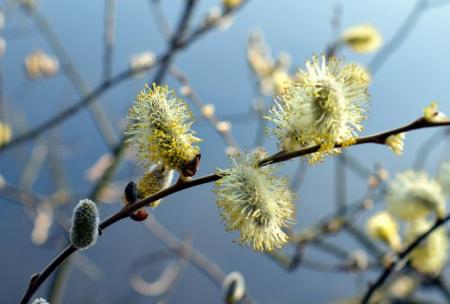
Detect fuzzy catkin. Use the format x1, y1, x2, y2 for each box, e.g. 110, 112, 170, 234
69, 199, 99, 250
366, 211, 401, 251
137, 164, 174, 207
386, 170, 446, 221
405, 219, 448, 275
265, 55, 370, 163
126, 84, 201, 177
215, 149, 295, 252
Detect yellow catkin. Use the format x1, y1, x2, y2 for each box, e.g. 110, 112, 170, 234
266, 55, 370, 164
366, 211, 401, 251
126, 84, 201, 177
136, 165, 173, 208
222, 0, 241, 9
385, 133, 405, 156
405, 219, 448, 275
342, 24, 382, 53
215, 149, 295, 252
386, 170, 446, 221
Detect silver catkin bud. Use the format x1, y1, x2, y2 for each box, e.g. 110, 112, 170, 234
69, 199, 99, 250
223, 271, 246, 304
32, 298, 49, 304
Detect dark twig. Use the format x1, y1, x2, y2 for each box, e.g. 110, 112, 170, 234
259, 118, 450, 166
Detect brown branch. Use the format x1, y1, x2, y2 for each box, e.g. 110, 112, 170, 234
361, 214, 450, 304
18, 117, 450, 303
259, 118, 450, 166
19, 245, 77, 304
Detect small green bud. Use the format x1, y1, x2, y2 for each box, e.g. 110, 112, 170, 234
70, 199, 99, 249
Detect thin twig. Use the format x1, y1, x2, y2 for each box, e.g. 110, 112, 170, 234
259, 118, 450, 166
368, 0, 450, 74
103, 0, 115, 81
152, 0, 197, 83
0, 64, 152, 153
169, 65, 240, 151
335, 153, 347, 214
22, 5, 118, 147
148, 0, 172, 40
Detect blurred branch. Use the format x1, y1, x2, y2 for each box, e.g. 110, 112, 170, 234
148, 0, 172, 40
0, 63, 152, 153
169, 65, 240, 151
152, 0, 198, 83
362, 214, 450, 304
335, 153, 347, 214
368, 0, 450, 74
128, 243, 190, 297
144, 215, 256, 303
19, 139, 48, 189
413, 129, 449, 169
181, 0, 251, 47
290, 161, 308, 191
340, 153, 373, 179
21, 4, 118, 147
103, 0, 115, 81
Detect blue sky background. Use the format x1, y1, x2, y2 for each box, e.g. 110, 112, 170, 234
1, 0, 450, 303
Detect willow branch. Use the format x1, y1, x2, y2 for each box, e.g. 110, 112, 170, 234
18, 117, 450, 303
259, 118, 450, 166
148, 0, 173, 40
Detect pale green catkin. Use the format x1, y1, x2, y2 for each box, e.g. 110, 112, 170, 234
70, 199, 100, 250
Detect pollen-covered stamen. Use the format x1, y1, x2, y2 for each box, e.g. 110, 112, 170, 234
405, 219, 448, 274
386, 170, 446, 221
126, 84, 201, 177
214, 149, 295, 252
135, 164, 174, 209
265, 55, 370, 163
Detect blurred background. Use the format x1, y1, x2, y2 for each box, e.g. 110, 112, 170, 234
0, 0, 450, 303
